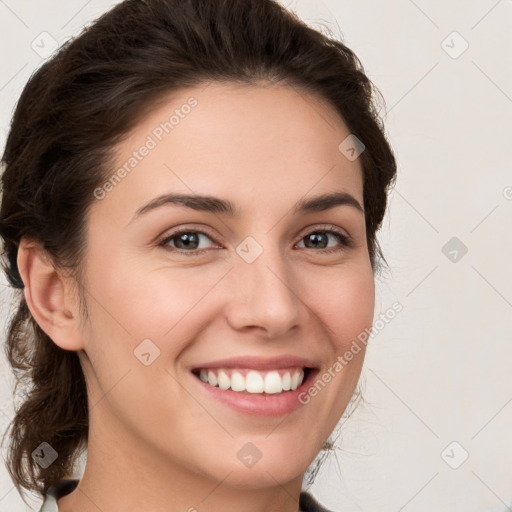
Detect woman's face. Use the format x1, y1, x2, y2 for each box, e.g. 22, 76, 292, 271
78, 81, 374, 489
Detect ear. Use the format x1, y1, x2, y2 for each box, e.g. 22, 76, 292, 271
16, 237, 85, 351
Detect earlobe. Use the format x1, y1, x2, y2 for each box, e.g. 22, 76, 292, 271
16, 237, 84, 351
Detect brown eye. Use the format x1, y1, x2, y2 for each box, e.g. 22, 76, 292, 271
159, 230, 216, 253
297, 230, 352, 252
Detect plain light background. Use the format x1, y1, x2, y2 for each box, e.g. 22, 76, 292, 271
0, 0, 511, 511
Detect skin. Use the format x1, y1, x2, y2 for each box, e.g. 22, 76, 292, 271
18, 81, 375, 512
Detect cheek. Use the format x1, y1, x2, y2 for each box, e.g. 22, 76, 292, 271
304, 265, 374, 405
79, 252, 374, 475
122, 267, 226, 340
293, 267, 373, 442
79, 265, 213, 431
90, 260, 216, 335
86, 258, 375, 372
81, 262, 228, 390
308, 266, 375, 347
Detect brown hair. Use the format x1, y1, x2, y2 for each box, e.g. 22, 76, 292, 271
0, 0, 396, 502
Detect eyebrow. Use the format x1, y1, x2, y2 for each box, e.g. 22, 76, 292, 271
128, 190, 364, 225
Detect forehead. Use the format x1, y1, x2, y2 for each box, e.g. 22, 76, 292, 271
96, 81, 364, 222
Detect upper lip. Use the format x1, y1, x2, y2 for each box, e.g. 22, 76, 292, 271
190, 355, 319, 371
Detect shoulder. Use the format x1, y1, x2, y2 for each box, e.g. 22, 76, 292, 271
299, 491, 337, 512
38, 479, 79, 512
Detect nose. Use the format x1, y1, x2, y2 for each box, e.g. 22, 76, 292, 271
224, 243, 303, 338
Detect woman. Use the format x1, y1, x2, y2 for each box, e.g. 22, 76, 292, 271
0, 0, 397, 511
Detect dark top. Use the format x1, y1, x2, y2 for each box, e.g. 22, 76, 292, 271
39, 478, 336, 512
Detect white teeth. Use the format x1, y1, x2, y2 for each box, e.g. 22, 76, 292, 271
231, 371, 246, 392
282, 372, 291, 391
291, 371, 301, 390
264, 371, 282, 394
195, 368, 306, 394
246, 371, 264, 393
207, 370, 218, 387
217, 370, 230, 390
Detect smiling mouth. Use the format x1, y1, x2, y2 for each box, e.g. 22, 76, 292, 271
191, 367, 312, 394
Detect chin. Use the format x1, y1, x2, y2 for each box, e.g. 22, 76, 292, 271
207, 449, 311, 489
222, 465, 304, 490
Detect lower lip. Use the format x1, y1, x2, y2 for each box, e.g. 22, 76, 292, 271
191, 369, 319, 417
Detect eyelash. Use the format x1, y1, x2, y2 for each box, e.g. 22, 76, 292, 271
157, 225, 353, 256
